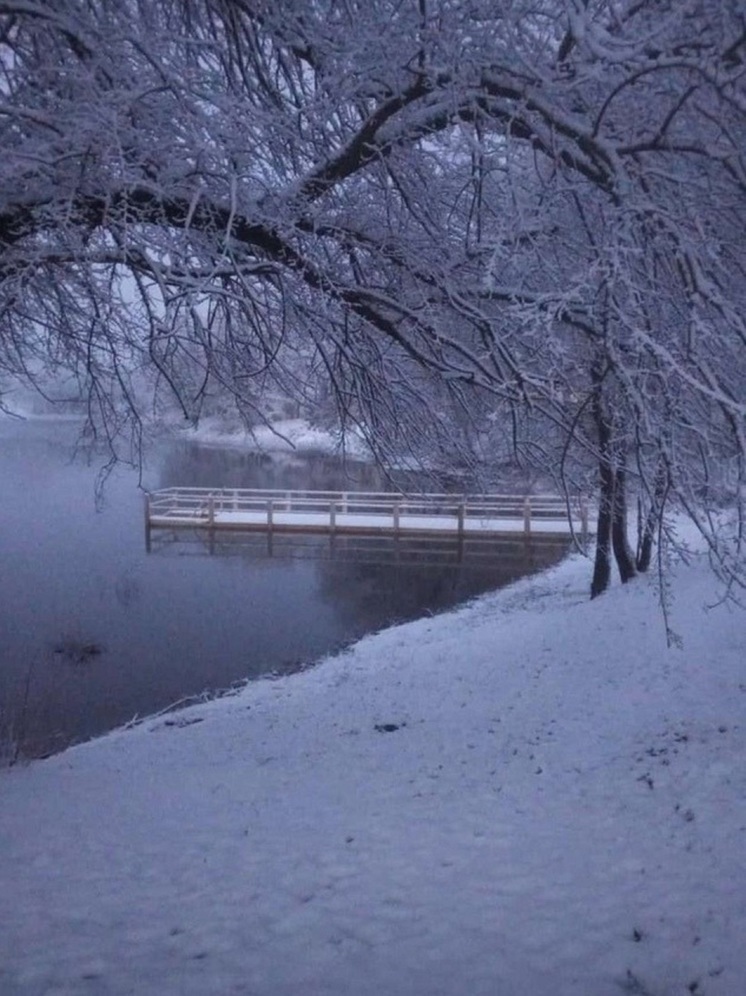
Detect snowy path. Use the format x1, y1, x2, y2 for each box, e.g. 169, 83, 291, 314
1, 548, 745, 995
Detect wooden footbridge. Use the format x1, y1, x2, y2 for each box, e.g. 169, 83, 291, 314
145, 487, 589, 548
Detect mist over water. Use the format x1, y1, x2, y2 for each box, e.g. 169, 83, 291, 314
0, 419, 568, 759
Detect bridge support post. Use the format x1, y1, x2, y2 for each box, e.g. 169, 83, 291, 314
144, 493, 151, 553
208, 495, 216, 555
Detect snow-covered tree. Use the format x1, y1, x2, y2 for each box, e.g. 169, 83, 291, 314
1, 0, 744, 595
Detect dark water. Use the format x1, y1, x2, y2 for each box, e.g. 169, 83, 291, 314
0, 419, 568, 759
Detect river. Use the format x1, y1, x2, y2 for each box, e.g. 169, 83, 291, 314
0, 418, 568, 759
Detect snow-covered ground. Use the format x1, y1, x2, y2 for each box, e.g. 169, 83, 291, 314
1, 534, 745, 996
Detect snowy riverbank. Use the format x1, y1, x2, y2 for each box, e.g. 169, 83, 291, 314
0, 398, 371, 460
168, 414, 372, 460
1, 539, 745, 996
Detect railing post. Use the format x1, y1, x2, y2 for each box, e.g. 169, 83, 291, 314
523, 496, 531, 536
393, 501, 400, 534
330, 501, 336, 533
457, 503, 465, 536
207, 494, 216, 555
342, 491, 348, 514
144, 493, 151, 553
267, 499, 273, 532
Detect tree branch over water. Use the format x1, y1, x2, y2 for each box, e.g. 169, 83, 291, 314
1, 0, 745, 596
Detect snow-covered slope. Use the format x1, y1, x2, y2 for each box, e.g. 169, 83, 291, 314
1, 545, 744, 996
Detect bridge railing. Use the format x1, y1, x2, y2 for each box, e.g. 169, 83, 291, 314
146, 487, 589, 540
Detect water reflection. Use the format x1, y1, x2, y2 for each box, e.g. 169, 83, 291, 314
149, 530, 568, 637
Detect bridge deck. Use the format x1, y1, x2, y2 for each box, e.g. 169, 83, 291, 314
145, 487, 589, 541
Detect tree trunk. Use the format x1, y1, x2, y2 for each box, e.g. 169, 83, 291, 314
611, 463, 636, 583
591, 462, 613, 599
591, 373, 614, 599
636, 497, 656, 573
590, 363, 636, 598
636, 463, 668, 572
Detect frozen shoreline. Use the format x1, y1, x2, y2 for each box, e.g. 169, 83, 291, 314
2, 530, 745, 995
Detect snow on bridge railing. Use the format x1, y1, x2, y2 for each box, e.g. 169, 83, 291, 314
145, 487, 589, 546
